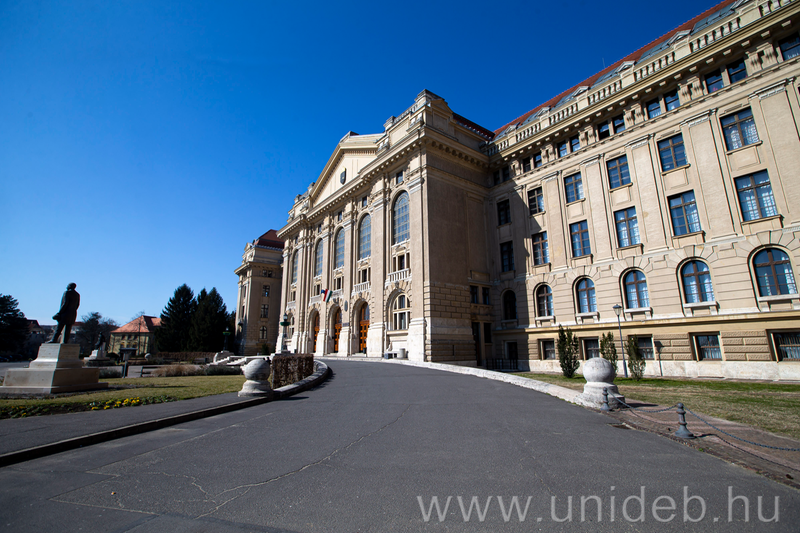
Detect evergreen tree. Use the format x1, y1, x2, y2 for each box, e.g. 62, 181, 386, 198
189, 288, 228, 352
626, 335, 646, 380
557, 325, 580, 378
156, 284, 197, 352
0, 294, 28, 355
600, 332, 618, 375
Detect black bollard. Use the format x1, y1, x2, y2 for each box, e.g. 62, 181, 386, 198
601, 387, 611, 412
675, 403, 695, 439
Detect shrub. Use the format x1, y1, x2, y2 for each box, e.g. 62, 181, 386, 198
99, 368, 122, 379
270, 353, 314, 389
600, 332, 618, 375
625, 335, 646, 381
204, 364, 243, 376
557, 325, 580, 378
150, 364, 204, 377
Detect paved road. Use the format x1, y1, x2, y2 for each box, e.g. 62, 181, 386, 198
1, 361, 797, 532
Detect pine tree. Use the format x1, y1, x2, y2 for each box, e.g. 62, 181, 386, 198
626, 335, 646, 380
0, 294, 28, 355
600, 332, 618, 375
557, 325, 580, 378
156, 285, 197, 352
189, 288, 228, 352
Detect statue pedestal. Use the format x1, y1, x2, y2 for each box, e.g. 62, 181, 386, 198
85, 348, 114, 367
2, 344, 108, 395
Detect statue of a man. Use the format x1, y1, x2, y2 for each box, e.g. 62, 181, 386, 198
48, 283, 81, 344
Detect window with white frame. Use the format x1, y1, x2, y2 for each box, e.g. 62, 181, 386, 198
392, 192, 410, 244
392, 294, 410, 330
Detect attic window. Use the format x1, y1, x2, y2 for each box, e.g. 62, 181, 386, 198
340, 169, 347, 184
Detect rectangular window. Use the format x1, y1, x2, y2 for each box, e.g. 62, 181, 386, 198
612, 115, 626, 133
482, 287, 490, 305
658, 134, 687, 171
664, 89, 680, 111
570, 221, 591, 257
669, 191, 701, 236
584, 338, 600, 359
607, 155, 631, 189
646, 98, 662, 119
362, 196, 368, 207
564, 173, 584, 203
337, 211, 343, 222
638, 337, 654, 360
533, 152, 543, 168
522, 157, 531, 173
483, 322, 492, 343
396, 171, 404, 185
558, 140, 568, 158
502, 165, 510, 182
736, 171, 778, 221
615, 207, 640, 247
542, 340, 556, 360
705, 69, 723, 93
779, 35, 800, 60
500, 241, 515, 272
263, 285, 270, 297
774, 332, 800, 360
497, 199, 511, 225
727, 58, 747, 83
260, 304, 269, 319
569, 135, 580, 153
470, 285, 479, 304
528, 187, 544, 215
532, 232, 549, 265
597, 121, 611, 140
721, 108, 759, 150
695, 335, 722, 360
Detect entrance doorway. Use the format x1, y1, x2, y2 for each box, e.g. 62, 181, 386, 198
359, 305, 370, 353
312, 313, 319, 353
333, 309, 342, 352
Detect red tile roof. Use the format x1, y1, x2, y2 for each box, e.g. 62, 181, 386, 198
492, 0, 738, 136
113, 316, 161, 334
255, 229, 285, 249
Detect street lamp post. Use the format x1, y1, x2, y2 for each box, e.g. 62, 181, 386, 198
279, 313, 291, 353
223, 325, 231, 352
612, 304, 628, 378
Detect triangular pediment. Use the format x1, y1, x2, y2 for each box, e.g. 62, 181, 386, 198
308, 133, 382, 208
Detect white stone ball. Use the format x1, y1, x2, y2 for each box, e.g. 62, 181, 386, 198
583, 357, 615, 383
243, 358, 271, 381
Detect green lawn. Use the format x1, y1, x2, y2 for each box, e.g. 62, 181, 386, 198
0, 375, 246, 419
514, 372, 800, 440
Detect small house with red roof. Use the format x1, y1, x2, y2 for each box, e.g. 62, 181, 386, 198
108, 315, 162, 359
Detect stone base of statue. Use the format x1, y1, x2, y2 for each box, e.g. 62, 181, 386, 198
238, 357, 273, 398
576, 358, 625, 409
1, 344, 108, 395
85, 348, 114, 367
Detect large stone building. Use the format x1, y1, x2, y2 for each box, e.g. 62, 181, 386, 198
276, 0, 800, 380
234, 230, 284, 355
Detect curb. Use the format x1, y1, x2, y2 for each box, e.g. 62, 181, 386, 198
0, 361, 331, 468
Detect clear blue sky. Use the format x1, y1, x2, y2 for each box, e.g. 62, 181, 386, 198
1, 0, 720, 325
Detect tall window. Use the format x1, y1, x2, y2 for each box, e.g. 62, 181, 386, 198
664, 89, 680, 111
705, 69, 723, 93
624, 270, 649, 308
721, 108, 759, 150
334, 229, 344, 269
536, 285, 553, 317
658, 134, 687, 171
584, 339, 600, 359
314, 241, 323, 277
736, 171, 777, 222
542, 340, 556, 360
564, 173, 584, 203
695, 335, 722, 360
569, 135, 580, 153
532, 232, 549, 265
754, 249, 797, 296
482, 287, 490, 305
522, 157, 531, 173
669, 191, 701, 236
607, 155, 631, 189
779, 34, 800, 60
260, 304, 269, 318
682, 261, 714, 303
392, 192, 410, 244
727, 58, 747, 83
528, 187, 544, 215
263, 284, 270, 297
259, 326, 268, 340
612, 115, 626, 133
497, 199, 511, 225
470, 286, 479, 304
576, 278, 596, 313
502, 291, 517, 320
646, 98, 662, 119
500, 241, 515, 272
396, 171, 404, 185
358, 215, 371, 259
774, 332, 800, 360
570, 221, 591, 257
392, 294, 410, 330
615, 207, 640, 247
291, 251, 298, 285
533, 152, 543, 168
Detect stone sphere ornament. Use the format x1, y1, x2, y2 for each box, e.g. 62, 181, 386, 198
582, 357, 616, 383
576, 357, 625, 409
239, 357, 273, 397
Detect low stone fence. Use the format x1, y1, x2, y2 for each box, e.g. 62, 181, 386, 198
271, 353, 314, 389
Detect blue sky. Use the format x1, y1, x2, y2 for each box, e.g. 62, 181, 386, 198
1, 0, 721, 325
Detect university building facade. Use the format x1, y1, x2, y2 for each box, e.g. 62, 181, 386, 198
276, 0, 800, 380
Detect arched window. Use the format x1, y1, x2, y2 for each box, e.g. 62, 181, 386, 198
359, 215, 371, 259
392, 192, 410, 244
753, 248, 797, 296
392, 294, 410, 330
334, 229, 344, 269
314, 241, 323, 277
576, 278, 596, 313
291, 250, 298, 284
536, 285, 553, 317
681, 261, 714, 303
624, 271, 649, 308
502, 290, 517, 320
